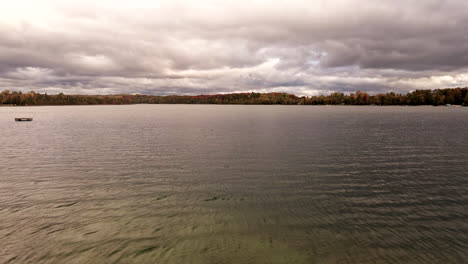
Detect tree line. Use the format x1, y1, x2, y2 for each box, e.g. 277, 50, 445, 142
1, 88, 467, 106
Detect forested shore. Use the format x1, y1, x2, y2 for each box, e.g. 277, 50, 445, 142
1, 88, 467, 106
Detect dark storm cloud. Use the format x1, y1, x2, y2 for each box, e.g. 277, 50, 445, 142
0, 0, 467, 95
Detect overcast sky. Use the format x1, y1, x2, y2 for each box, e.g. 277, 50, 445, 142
1, 0, 468, 95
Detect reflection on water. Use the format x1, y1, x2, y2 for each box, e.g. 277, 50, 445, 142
1, 105, 467, 263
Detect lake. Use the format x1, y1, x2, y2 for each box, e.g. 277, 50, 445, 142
0, 105, 467, 263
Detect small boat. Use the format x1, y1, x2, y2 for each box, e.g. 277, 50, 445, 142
15, 117, 33, 121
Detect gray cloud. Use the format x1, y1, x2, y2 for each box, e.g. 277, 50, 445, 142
0, 0, 468, 95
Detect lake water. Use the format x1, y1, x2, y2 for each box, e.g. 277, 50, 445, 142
0, 105, 467, 263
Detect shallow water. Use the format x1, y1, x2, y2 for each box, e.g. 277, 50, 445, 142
0, 105, 467, 263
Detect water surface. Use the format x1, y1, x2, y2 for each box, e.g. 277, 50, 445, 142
1, 105, 467, 263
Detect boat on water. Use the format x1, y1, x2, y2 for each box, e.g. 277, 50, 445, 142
15, 118, 33, 121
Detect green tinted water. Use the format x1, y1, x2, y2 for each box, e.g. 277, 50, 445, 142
1, 105, 467, 263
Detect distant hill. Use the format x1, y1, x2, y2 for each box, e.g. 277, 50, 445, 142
1, 88, 467, 106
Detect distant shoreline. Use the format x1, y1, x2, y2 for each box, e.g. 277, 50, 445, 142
1, 88, 467, 106
1, 104, 466, 107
